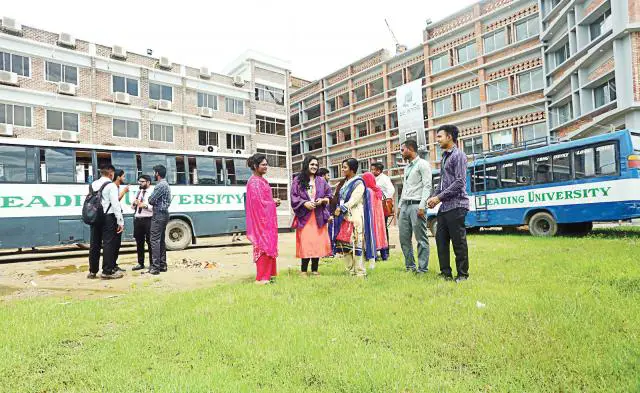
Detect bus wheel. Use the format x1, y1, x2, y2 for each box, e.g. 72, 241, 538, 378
428, 219, 438, 237
528, 212, 558, 237
165, 219, 192, 251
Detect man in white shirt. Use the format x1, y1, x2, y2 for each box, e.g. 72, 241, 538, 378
88, 164, 124, 280
131, 174, 154, 271
371, 162, 395, 259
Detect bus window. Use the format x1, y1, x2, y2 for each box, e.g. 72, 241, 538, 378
96, 151, 112, 171
140, 153, 167, 183
111, 152, 136, 184
534, 156, 552, 184
165, 155, 178, 185
41, 148, 74, 183
174, 155, 186, 185
0, 145, 34, 183
516, 159, 531, 185
595, 144, 617, 175
472, 166, 485, 192
552, 152, 571, 182
485, 165, 499, 190
225, 159, 251, 185
574, 148, 595, 178
215, 158, 224, 183
189, 156, 217, 185
500, 162, 516, 188
75, 150, 93, 183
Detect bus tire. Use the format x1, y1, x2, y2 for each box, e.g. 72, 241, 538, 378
428, 219, 438, 237
165, 219, 193, 251
528, 212, 558, 237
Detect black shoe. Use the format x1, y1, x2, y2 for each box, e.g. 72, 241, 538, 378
439, 273, 454, 281
87, 272, 98, 279
159, 266, 168, 272
100, 271, 124, 280
131, 264, 145, 271
114, 265, 126, 272
147, 269, 160, 275
455, 276, 469, 283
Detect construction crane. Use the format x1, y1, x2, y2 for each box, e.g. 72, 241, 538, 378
385, 19, 407, 54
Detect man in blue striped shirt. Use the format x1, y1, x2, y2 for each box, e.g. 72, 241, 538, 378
148, 164, 172, 275
427, 125, 470, 282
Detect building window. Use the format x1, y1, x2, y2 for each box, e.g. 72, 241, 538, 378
457, 88, 480, 110
515, 17, 540, 42
408, 62, 425, 81
256, 115, 286, 136
45, 62, 77, 85
462, 136, 483, 155
487, 79, 509, 102
198, 130, 218, 146
553, 102, 572, 127
225, 98, 244, 115
356, 122, 368, 138
354, 85, 366, 102
258, 149, 287, 168
149, 83, 172, 101
271, 183, 288, 201
359, 160, 369, 174
307, 137, 322, 151
457, 42, 477, 64
0, 103, 32, 127
518, 68, 544, 93
112, 119, 140, 139
150, 124, 174, 143
255, 84, 284, 105
388, 71, 403, 89
390, 112, 398, 128
490, 130, 513, 151
520, 123, 547, 144
226, 134, 245, 150
434, 96, 453, 117
197, 92, 218, 110
594, 79, 616, 108
46, 110, 78, 132
112, 75, 139, 96
590, 10, 612, 41
0, 52, 30, 76
291, 143, 301, 156
553, 42, 570, 69
483, 29, 507, 54
431, 53, 450, 73
290, 113, 300, 127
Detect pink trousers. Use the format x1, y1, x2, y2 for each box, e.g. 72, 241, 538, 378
256, 254, 277, 281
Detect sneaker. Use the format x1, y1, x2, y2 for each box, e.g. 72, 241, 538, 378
147, 269, 160, 275
439, 273, 454, 281
159, 266, 168, 273
455, 276, 469, 283
131, 264, 145, 271
114, 265, 126, 272
87, 272, 98, 279
100, 271, 124, 280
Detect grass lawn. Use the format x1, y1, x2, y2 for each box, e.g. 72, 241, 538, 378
1, 228, 639, 392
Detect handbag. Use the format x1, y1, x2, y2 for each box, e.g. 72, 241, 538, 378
336, 220, 354, 243
383, 198, 394, 218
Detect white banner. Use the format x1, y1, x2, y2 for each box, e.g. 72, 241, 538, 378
396, 79, 427, 150
0, 184, 246, 218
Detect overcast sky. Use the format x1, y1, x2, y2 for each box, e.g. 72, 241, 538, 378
3, 0, 477, 81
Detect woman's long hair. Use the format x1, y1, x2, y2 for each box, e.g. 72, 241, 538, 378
297, 155, 318, 190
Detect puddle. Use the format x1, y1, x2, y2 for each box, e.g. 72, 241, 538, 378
0, 285, 19, 297
37, 264, 88, 276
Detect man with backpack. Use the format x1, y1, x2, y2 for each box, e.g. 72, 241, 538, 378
86, 164, 125, 280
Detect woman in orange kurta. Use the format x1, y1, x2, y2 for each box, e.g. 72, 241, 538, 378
362, 172, 389, 267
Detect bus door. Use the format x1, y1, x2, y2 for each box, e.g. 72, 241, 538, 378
472, 165, 489, 223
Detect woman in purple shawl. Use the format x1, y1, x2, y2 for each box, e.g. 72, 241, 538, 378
290, 156, 332, 276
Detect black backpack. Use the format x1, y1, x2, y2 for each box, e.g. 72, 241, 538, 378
82, 181, 112, 225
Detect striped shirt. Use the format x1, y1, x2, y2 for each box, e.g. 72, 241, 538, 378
437, 146, 469, 213
148, 179, 171, 212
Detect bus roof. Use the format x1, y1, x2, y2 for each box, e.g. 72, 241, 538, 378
0, 137, 251, 159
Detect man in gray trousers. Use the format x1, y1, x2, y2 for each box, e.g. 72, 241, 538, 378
148, 165, 172, 275
398, 139, 432, 274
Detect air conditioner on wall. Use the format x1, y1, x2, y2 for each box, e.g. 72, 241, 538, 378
112, 45, 127, 60
233, 75, 244, 87
159, 56, 171, 70
57, 32, 76, 48
114, 91, 131, 104
234, 149, 245, 155
0, 124, 14, 137
205, 145, 218, 153
60, 131, 78, 142
1, 17, 22, 34
58, 82, 76, 96
198, 107, 213, 118
157, 99, 172, 111
0, 70, 18, 86
199, 66, 210, 79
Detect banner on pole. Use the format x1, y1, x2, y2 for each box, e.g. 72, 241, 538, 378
396, 79, 427, 151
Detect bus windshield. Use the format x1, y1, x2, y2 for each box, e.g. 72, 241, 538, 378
631, 132, 640, 153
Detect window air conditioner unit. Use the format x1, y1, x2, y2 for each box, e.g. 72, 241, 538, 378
234, 149, 245, 155
111, 45, 127, 60
0, 124, 14, 137
198, 107, 213, 118
0, 70, 19, 86
60, 131, 79, 142
159, 56, 171, 70
57, 32, 76, 48
233, 75, 245, 87
58, 82, 76, 96
114, 91, 131, 104
199, 66, 210, 79
602, 17, 612, 33
205, 145, 218, 153
1, 17, 22, 34
157, 99, 172, 111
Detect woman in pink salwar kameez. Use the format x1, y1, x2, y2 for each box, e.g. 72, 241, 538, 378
245, 153, 281, 285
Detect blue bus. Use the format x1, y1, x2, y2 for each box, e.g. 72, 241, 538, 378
0, 139, 254, 250
427, 129, 640, 236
